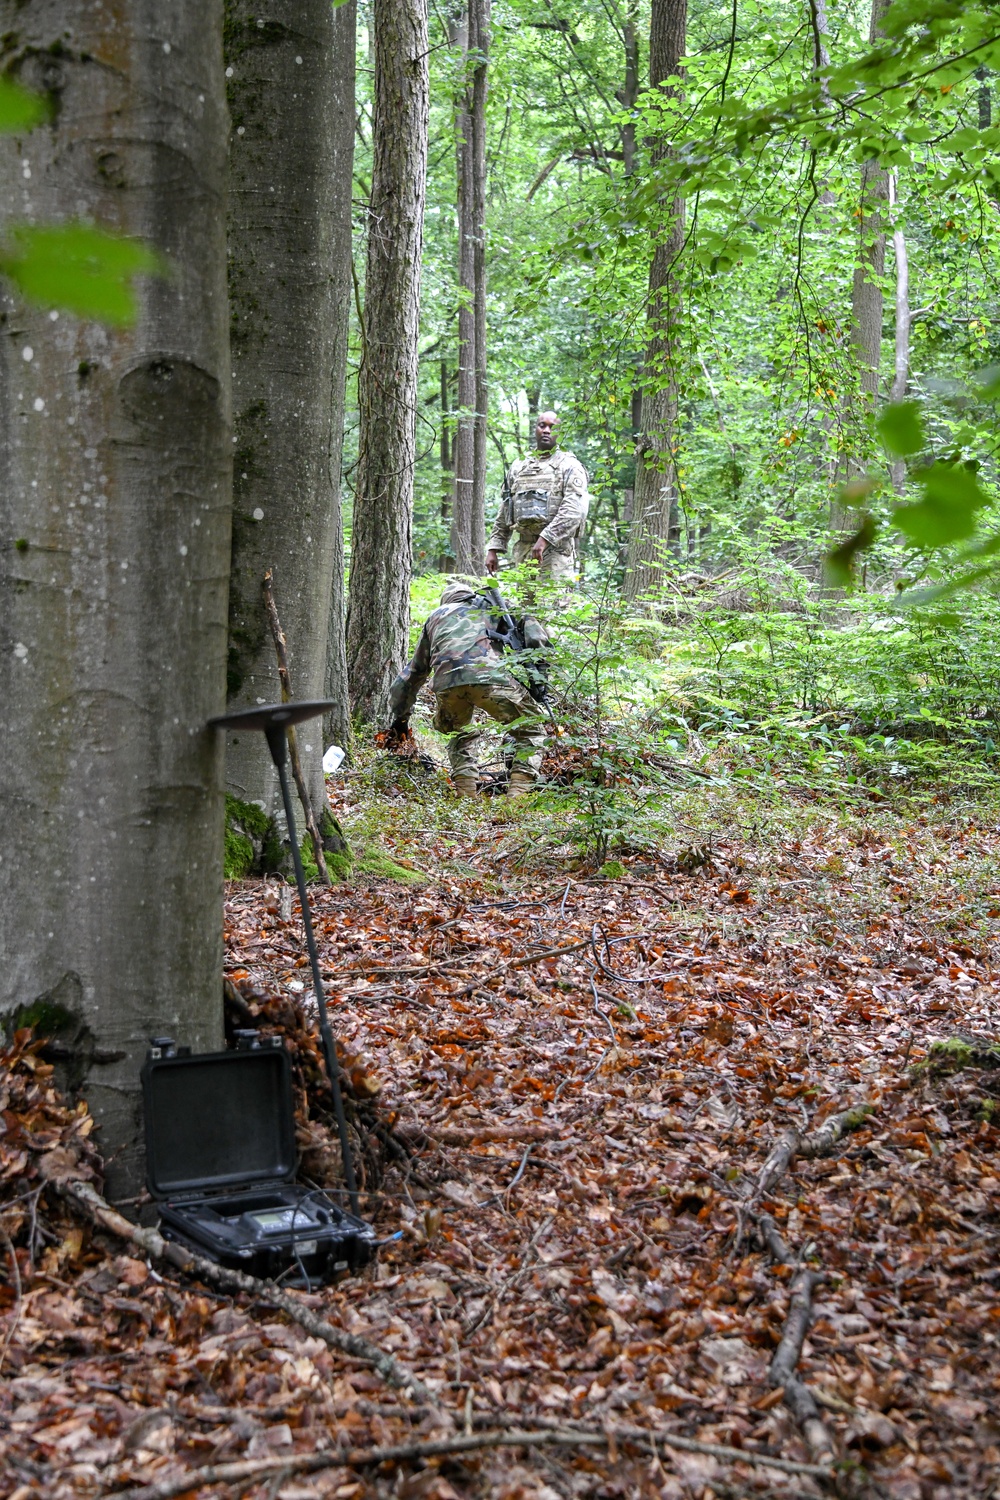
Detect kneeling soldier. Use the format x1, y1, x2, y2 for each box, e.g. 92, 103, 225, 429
387, 580, 548, 798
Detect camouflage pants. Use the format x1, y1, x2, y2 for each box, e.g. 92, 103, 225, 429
511, 534, 578, 582
433, 681, 546, 781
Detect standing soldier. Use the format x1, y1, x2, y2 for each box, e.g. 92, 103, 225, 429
485, 410, 589, 582
387, 580, 549, 798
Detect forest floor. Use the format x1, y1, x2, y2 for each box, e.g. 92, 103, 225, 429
2, 763, 1000, 1500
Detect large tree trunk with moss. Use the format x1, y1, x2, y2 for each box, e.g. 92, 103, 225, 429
224, 0, 355, 822
623, 0, 687, 600
0, 0, 231, 1198
345, 0, 429, 724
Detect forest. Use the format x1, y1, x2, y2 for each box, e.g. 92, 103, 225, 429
2, 1, 1000, 1497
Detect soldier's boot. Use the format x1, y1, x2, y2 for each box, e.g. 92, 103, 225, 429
452, 774, 479, 797
507, 768, 536, 799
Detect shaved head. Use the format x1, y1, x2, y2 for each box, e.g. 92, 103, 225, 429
534, 410, 560, 451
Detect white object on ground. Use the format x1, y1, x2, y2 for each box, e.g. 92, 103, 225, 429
323, 744, 346, 773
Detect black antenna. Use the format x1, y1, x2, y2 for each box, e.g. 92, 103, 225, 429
209, 701, 360, 1216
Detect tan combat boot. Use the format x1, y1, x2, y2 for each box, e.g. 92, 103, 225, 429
507, 769, 536, 799
452, 774, 479, 797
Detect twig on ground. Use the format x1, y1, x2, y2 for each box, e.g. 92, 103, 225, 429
0, 1222, 23, 1376
589, 924, 645, 984
115, 1418, 834, 1499
457, 938, 593, 997
56, 1179, 431, 1401
589, 973, 618, 1047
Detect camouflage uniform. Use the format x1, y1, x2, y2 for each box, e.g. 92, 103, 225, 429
486, 446, 589, 582
388, 593, 549, 784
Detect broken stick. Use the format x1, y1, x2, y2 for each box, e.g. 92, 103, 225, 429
262, 568, 331, 885
57, 1179, 430, 1402
116, 1420, 834, 1500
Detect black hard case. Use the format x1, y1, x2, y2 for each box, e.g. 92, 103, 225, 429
141, 1039, 376, 1282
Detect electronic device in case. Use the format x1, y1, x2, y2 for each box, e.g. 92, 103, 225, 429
141, 1035, 376, 1284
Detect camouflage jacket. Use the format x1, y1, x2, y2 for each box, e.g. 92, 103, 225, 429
486, 447, 590, 555
388, 601, 549, 721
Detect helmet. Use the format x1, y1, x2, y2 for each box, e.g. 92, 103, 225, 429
440, 577, 479, 606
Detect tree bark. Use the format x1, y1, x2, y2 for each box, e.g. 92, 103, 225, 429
345, 0, 429, 724
470, 0, 490, 575
623, 0, 687, 601
224, 0, 355, 814
0, 0, 231, 1197
888, 171, 910, 492
450, 0, 489, 575
849, 0, 890, 403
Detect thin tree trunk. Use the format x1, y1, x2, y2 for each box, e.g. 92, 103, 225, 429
469, 0, 490, 575
617, 0, 640, 178
849, 0, 890, 403
451, 6, 474, 572
345, 0, 429, 723
623, 0, 687, 601
832, 0, 888, 515
225, 0, 355, 817
439, 357, 455, 569
0, 1, 231, 1198
888, 172, 910, 493
451, 0, 488, 574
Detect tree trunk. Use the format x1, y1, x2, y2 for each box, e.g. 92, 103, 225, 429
345, 0, 429, 724
324, 1, 358, 757
450, 0, 489, 575
849, 0, 890, 403
469, 0, 490, 575
451, 6, 474, 572
439, 357, 455, 569
224, 0, 355, 817
623, 0, 687, 601
888, 172, 910, 492
617, 0, 640, 178
0, 1, 231, 1198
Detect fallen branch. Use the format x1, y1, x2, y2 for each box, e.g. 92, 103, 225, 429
457, 939, 594, 996
432, 1122, 562, 1147
770, 1268, 835, 1464
799, 1103, 873, 1158
749, 1102, 873, 1206
116, 1419, 835, 1499
750, 1128, 799, 1204
56, 1179, 431, 1401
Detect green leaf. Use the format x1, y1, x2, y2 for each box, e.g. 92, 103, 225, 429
877, 401, 925, 458
0, 223, 163, 325
0, 77, 48, 133
824, 514, 877, 587
893, 462, 991, 548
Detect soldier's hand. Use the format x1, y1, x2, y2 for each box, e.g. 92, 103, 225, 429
486, 549, 500, 574
530, 537, 548, 562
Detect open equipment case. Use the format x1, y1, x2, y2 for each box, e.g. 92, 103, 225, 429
141, 1034, 377, 1285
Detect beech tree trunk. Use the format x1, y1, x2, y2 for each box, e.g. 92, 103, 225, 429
888, 172, 910, 492
345, 0, 429, 723
450, 0, 489, 575
623, 0, 687, 600
224, 0, 355, 817
849, 0, 890, 402
0, 0, 231, 1198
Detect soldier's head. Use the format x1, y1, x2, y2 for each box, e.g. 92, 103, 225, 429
534, 410, 560, 451
440, 578, 477, 607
